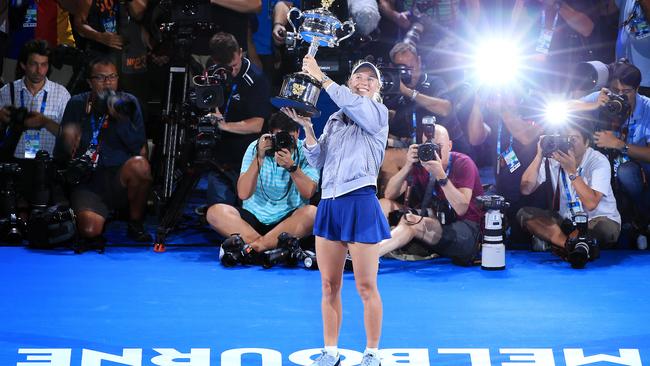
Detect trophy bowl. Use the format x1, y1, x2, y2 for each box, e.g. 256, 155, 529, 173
271, 73, 322, 118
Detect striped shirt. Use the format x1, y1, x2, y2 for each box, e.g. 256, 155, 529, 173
0, 78, 71, 158
241, 139, 320, 225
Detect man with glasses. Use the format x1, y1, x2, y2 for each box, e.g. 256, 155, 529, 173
55, 57, 152, 245
569, 61, 650, 244
518, 123, 621, 267
377, 125, 484, 266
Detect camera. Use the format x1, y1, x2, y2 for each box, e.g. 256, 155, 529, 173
265, 131, 295, 157
476, 195, 510, 270
63, 155, 94, 186
432, 197, 456, 226
0, 163, 25, 243
417, 142, 441, 162
565, 212, 598, 269
540, 134, 572, 158
263, 232, 317, 270
194, 114, 222, 163
379, 65, 413, 95
95, 90, 137, 117
601, 92, 632, 121
220, 234, 259, 266
5, 106, 28, 127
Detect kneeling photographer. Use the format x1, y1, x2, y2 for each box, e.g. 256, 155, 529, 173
518, 123, 621, 269
54, 57, 152, 245
207, 112, 320, 266
569, 60, 650, 240
377, 124, 484, 266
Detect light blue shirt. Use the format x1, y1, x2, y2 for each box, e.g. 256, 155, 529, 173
240, 138, 320, 225
582, 91, 650, 147
616, 0, 650, 87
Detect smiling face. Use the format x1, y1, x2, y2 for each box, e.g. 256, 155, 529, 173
347, 67, 381, 99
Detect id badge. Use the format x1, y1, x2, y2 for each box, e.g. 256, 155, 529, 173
633, 18, 650, 40
535, 29, 553, 54
24, 130, 40, 159
503, 146, 521, 173
86, 144, 100, 166
103, 17, 117, 33
23, 5, 37, 28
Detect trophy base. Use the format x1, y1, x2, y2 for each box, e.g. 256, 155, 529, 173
271, 97, 321, 118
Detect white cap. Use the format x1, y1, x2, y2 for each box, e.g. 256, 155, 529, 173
351, 61, 382, 85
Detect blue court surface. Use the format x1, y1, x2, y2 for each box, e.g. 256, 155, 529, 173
2, 245, 650, 366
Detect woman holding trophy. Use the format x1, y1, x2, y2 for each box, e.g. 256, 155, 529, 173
282, 54, 390, 366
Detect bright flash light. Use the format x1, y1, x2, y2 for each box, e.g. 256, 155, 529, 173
545, 101, 569, 125
474, 39, 522, 86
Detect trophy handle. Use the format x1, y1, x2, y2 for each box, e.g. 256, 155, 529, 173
287, 7, 302, 37
336, 20, 356, 46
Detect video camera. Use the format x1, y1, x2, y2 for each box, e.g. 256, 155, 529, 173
565, 212, 598, 269
540, 134, 572, 158
5, 106, 28, 127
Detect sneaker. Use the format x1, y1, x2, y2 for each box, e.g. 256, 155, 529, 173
127, 221, 153, 243
360, 352, 381, 366
309, 351, 340, 366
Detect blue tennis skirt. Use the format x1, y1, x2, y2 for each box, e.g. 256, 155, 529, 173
314, 186, 391, 244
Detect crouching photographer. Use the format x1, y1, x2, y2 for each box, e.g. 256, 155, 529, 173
54, 57, 152, 245
378, 124, 484, 266
569, 60, 650, 240
207, 112, 320, 267
517, 123, 621, 269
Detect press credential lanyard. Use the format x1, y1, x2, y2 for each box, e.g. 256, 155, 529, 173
535, 5, 560, 54
560, 167, 584, 217
20, 89, 48, 159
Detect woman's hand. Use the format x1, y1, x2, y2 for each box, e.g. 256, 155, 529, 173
281, 107, 312, 128
302, 55, 326, 82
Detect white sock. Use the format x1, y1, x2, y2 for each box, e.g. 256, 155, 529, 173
365, 348, 379, 356
324, 346, 338, 357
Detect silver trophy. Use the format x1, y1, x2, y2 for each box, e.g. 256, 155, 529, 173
271, 0, 355, 117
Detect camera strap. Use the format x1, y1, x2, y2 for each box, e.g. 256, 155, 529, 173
9, 80, 15, 106
410, 110, 417, 144
560, 167, 584, 217
420, 153, 453, 217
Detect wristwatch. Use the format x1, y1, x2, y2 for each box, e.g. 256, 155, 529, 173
287, 164, 298, 173
320, 74, 330, 84
621, 143, 630, 155
568, 173, 578, 181
437, 176, 449, 186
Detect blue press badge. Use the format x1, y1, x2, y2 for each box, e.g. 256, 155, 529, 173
23, 5, 37, 28
24, 130, 40, 159
503, 146, 521, 173
103, 17, 117, 33
631, 2, 650, 40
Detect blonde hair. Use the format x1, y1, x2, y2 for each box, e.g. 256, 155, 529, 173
349, 60, 383, 103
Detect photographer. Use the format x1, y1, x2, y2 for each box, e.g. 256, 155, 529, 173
201, 32, 270, 212
54, 56, 152, 243
569, 61, 650, 236
380, 42, 468, 192
465, 90, 546, 246
378, 125, 484, 266
0, 39, 70, 211
207, 112, 319, 265
518, 123, 621, 266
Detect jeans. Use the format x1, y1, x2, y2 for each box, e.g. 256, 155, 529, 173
616, 161, 650, 215
206, 169, 240, 206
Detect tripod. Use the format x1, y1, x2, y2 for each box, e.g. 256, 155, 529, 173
151, 37, 229, 252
